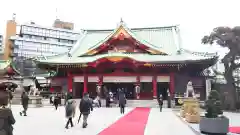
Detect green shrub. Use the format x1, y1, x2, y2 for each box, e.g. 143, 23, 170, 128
205, 90, 223, 118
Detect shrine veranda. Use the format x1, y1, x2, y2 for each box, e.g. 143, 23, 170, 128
36, 21, 217, 100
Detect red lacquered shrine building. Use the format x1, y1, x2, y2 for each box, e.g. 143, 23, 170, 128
36, 21, 217, 100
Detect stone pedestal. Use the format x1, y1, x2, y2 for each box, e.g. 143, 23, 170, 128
11, 95, 43, 107
28, 96, 43, 107
180, 98, 200, 123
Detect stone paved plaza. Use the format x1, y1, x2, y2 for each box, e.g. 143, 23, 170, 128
180, 112, 240, 135
11, 105, 197, 135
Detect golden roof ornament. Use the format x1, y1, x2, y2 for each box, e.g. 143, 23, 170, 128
120, 18, 123, 24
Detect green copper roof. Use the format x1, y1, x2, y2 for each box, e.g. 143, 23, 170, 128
0, 60, 11, 75
69, 21, 180, 57
37, 51, 217, 65
0, 60, 11, 70
35, 21, 218, 65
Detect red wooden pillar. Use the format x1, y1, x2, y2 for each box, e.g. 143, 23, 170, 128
170, 72, 175, 97
83, 74, 88, 94
153, 76, 157, 98
67, 73, 73, 93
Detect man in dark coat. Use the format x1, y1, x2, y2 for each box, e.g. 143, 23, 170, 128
118, 91, 126, 114
158, 95, 163, 112
53, 94, 61, 110
65, 99, 76, 129
0, 108, 15, 135
0, 90, 15, 135
20, 91, 29, 116
79, 93, 93, 128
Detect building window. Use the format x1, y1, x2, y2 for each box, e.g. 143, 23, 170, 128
15, 40, 23, 45
27, 27, 31, 32
42, 29, 46, 34
45, 30, 50, 36
60, 39, 68, 43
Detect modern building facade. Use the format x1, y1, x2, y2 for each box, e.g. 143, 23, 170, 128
11, 21, 80, 58
0, 35, 3, 59
3, 19, 17, 60
0, 34, 3, 52
36, 21, 217, 100
3, 17, 81, 76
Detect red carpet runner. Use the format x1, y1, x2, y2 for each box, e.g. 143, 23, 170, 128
229, 126, 240, 134
98, 107, 151, 135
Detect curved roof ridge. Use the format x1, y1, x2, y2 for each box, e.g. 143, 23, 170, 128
34, 52, 68, 61
69, 31, 88, 55
81, 25, 179, 32
87, 23, 122, 50
82, 21, 172, 55
179, 48, 218, 57
120, 22, 170, 54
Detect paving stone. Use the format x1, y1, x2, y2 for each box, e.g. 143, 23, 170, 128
10, 106, 196, 135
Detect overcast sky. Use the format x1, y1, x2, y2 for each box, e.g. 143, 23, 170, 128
0, 0, 238, 53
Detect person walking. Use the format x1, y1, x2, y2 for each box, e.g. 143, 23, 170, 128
105, 93, 110, 108
0, 107, 16, 135
54, 94, 61, 110
20, 91, 29, 116
65, 99, 76, 129
118, 90, 126, 114
158, 95, 163, 112
93, 96, 100, 108
0, 88, 15, 135
79, 93, 93, 128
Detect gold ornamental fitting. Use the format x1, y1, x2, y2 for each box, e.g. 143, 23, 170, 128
178, 98, 183, 104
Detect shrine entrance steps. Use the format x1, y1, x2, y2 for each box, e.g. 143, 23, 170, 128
95, 99, 170, 108
40, 99, 171, 108
125, 99, 169, 108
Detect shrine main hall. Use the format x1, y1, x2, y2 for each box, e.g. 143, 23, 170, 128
36, 21, 217, 100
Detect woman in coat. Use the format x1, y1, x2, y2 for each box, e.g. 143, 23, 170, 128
65, 99, 76, 129
53, 94, 61, 110
0, 89, 15, 135
118, 91, 126, 114
20, 91, 29, 116
158, 95, 163, 112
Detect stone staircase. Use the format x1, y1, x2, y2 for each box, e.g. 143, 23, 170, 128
125, 99, 170, 108
12, 98, 174, 108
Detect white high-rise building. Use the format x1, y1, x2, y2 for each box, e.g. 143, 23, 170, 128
0, 34, 3, 53
11, 22, 81, 58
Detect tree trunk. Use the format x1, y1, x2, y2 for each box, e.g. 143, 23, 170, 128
224, 71, 237, 110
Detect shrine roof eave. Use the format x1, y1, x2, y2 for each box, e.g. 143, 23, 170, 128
0, 60, 20, 75
0, 60, 11, 70
36, 53, 218, 66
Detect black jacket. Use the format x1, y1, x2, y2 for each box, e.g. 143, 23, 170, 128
79, 97, 93, 115
54, 96, 61, 105
158, 99, 163, 106
118, 92, 126, 106
0, 108, 15, 135
21, 93, 29, 109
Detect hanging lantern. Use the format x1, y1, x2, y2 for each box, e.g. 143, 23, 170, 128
144, 63, 152, 67
107, 56, 124, 62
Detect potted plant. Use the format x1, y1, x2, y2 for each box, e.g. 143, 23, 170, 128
199, 90, 229, 134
